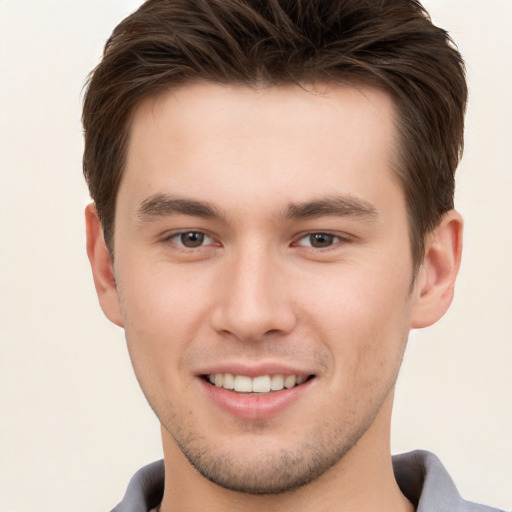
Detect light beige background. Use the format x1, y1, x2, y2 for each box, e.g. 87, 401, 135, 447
0, 1, 510, 510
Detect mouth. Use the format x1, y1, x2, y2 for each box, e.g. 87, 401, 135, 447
202, 373, 315, 394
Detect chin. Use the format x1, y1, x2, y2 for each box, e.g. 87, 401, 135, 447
170, 421, 367, 495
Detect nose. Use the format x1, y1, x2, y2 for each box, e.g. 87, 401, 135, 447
211, 245, 297, 342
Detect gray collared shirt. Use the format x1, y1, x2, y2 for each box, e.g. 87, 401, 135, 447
110, 450, 506, 511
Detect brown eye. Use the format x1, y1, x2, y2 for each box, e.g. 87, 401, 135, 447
306, 233, 337, 248
178, 232, 207, 248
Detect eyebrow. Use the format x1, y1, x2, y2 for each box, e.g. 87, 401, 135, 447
281, 195, 378, 221
136, 193, 378, 224
137, 194, 226, 222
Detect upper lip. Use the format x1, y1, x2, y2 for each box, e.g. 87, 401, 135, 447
196, 361, 315, 378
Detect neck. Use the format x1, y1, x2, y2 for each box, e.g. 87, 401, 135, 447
159, 394, 414, 512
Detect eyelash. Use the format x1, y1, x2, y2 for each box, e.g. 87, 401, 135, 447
294, 232, 347, 249
164, 230, 348, 251
165, 230, 217, 249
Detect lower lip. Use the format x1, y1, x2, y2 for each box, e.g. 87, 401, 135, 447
200, 378, 313, 420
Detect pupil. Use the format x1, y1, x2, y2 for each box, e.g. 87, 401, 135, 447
311, 233, 333, 247
181, 232, 204, 248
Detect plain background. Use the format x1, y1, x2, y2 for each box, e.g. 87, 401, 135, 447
0, 1, 510, 510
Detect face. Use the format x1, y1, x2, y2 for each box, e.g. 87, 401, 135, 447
105, 82, 421, 493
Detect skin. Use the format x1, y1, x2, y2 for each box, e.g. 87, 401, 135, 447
86, 82, 462, 512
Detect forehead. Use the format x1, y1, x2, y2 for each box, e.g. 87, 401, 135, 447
120, 81, 401, 215
129, 81, 397, 148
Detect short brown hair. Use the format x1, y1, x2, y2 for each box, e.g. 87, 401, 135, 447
82, 0, 467, 266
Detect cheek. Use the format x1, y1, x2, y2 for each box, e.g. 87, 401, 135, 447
299, 257, 412, 322
116, 262, 215, 382
118, 258, 213, 328
298, 261, 413, 374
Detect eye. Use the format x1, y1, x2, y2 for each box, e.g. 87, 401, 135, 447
296, 232, 341, 249
170, 231, 214, 248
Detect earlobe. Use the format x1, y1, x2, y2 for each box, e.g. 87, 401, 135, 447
410, 210, 463, 329
85, 204, 124, 327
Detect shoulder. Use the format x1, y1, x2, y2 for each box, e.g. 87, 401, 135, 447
110, 460, 164, 512
393, 450, 506, 512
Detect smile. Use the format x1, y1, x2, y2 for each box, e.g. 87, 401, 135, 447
200, 371, 316, 419
206, 373, 312, 393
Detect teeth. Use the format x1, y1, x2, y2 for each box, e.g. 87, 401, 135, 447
214, 374, 224, 387
284, 375, 296, 389
234, 375, 253, 392
207, 373, 309, 393
252, 375, 271, 393
223, 373, 234, 390
270, 375, 284, 391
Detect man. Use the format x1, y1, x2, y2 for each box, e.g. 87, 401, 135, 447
82, 1, 503, 511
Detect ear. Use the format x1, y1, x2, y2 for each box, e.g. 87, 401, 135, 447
85, 204, 124, 327
410, 210, 463, 329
